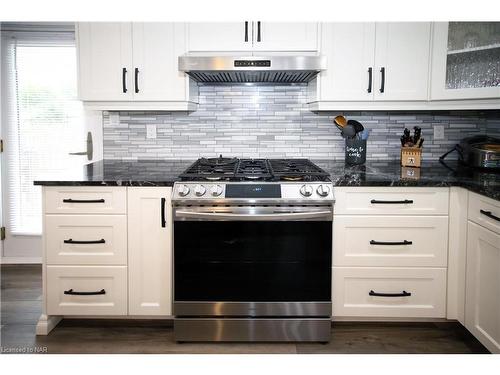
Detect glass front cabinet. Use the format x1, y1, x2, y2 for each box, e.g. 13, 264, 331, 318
431, 22, 500, 100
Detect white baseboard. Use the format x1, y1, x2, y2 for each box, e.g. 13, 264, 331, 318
0, 256, 42, 264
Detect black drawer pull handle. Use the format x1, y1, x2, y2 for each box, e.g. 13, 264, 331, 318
63, 198, 105, 203
370, 240, 412, 246
122, 67, 128, 93
370, 199, 413, 204
64, 289, 106, 296
161, 197, 166, 228
244, 21, 249, 42
369, 290, 411, 297
64, 238, 105, 244
480, 209, 500, 222
367, 67, 372, 93
257, 21, 261, 42
379, 67, 385, 93
134, 68, 139, 93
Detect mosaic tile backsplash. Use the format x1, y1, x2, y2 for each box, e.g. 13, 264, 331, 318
103, 84, 500, 161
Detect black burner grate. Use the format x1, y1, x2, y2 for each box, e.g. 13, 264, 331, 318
179, 157, 330, 182
235, 159, 273, 180
269, 159, 330, 182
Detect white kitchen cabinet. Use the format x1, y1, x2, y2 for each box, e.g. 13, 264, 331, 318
187, 22, 252, 52
315, 23, 375, 101
333, 187, 449, 216
373, 22, 431, 101
465, 222, 500, 353
468, 190, 500, 235
187, 22, 318, 53
47, 265, 128, 316
332, 186, 449, 320
77, 23, 133, 101
77, 22, 197, 110
45, 215, 127, 265
132, 23, 193, 102
333, 215, 448, 267
128, 187, 172, 316
44, 186, 127, 215
309, 22, 431, 106
252, 22, 318, 52
431, 22, 500, 100
332, 267, 447, 318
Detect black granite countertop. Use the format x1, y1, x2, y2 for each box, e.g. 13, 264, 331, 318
34, 159, 193, 187
34, 159, 500, 201
315, 160, 500, 201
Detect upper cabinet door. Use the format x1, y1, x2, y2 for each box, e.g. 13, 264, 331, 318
431, 22, 500, 100
187, 22, 253, 52
132, 23, 188, 101
77, 23, 133, 101
252, 22, 318, 52
373, 22, 431, 101
318, 23, 375, 101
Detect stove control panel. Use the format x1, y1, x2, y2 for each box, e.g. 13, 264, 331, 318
173, 183, 334, 201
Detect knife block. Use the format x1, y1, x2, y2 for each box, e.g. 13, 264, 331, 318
401, 147, 422, 168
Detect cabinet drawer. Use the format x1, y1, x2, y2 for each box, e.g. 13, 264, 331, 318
44, 187, 127, 214
332, 267, 446, 318
468, 192, 500, 235
333, 216, 448, 267
45, 215, 127, 265
334, 187, 449, 215
47, 266, 127, 315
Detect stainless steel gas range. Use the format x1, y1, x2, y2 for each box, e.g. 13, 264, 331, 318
172, 157, 333, 342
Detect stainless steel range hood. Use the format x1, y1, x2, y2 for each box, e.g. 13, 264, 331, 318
178, 55, 326, 84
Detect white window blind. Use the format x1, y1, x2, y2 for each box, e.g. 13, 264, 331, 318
2, 30, 85, 235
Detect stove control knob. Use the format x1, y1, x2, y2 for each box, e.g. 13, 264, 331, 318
300, 184, 313, 197
177, 184, 190, 197
316, 184, 331, 197
210, 185, 223, 197
194, 184, 206, 197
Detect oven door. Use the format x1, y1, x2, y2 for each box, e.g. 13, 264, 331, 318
173, 206, 332, 317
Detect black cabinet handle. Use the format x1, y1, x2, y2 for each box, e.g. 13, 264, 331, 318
64, 238, 105, 244
480, 209, 500, 222
369, 290, 411, 297
244, 21, 249, 42
62, 198, 105, 204
257, 21, 261, 42
64, 289, 106, 296
370, 199, 413, 204
367, 67, 372, 93
161, 197, 166, 228
122, 67, 128, 93
134, 68, 139, 93
379, 67, 385, 93
370, 240, 412, 246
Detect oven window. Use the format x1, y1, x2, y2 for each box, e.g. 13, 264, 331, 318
174, 221, 332, 302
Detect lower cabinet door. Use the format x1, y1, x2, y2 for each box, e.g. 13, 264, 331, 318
127, 187, 172, 315
47, 266, 127, 315
465, 222, 500, 353
332, 267, 447, 318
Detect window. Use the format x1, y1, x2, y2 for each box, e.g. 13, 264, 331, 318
2, 27, 85, 235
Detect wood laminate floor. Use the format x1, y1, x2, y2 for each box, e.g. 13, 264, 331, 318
0, 265, 490, 354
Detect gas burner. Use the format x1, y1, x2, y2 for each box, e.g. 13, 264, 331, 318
179, 158, 330, 182
199, 155, 238, 167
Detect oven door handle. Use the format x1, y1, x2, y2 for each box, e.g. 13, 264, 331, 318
174, 210, 333, 221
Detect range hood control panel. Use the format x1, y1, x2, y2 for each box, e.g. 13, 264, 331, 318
234, 60, 271, 67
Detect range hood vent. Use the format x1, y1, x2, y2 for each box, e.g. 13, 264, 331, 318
179, 55, 326, 84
